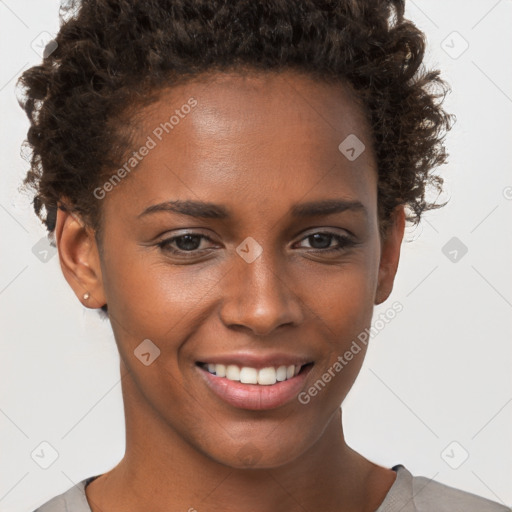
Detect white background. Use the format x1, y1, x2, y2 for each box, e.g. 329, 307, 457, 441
1, 1, 511, 511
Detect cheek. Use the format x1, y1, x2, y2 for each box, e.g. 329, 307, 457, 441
296, 250, 380, 398
99, 236, 380, 453
102, 246, 226, 339
101, 254, 222, 412
301, 250, 380, 336
102, 235, 380, 352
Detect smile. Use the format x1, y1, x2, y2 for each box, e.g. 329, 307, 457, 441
198, 362, 307, 385
196, 361, 314, 410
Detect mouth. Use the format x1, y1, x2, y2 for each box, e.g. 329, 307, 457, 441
196, 361, 314, 385
195, 361, 314, 410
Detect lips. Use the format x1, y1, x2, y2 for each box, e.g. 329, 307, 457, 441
195, 353, 314, 410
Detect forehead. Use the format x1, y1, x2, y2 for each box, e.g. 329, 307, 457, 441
143, 70, 372, 149
102, 70, 378, 225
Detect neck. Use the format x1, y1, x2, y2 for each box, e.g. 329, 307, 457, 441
85, 369, 395, 512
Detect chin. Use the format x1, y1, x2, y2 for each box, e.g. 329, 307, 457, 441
199, 432, 314, 470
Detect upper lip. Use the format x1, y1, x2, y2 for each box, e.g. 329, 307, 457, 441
196, 352, 314, 370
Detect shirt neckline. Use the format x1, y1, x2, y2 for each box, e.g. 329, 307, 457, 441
79, 465, 410, 512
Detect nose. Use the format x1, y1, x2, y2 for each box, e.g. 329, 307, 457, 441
219, 247, 305, 336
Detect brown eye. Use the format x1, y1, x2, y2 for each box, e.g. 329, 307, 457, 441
296, 232, 355, 253
157, 233, 215, 255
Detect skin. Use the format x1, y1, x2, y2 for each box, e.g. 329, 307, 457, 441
55, 70, 405, 512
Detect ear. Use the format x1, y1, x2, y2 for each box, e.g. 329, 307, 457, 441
54, 202, 107, 309
374, 205, 405, 305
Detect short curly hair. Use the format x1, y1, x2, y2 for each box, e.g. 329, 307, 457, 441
17, 0, 453, 246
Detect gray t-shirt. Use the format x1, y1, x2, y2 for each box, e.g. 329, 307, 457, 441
32, 465, 510, 512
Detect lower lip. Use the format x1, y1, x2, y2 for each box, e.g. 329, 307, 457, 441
197, 364, 313, 411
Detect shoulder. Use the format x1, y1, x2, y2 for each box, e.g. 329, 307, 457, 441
377, 465, 511, 512
30, 477, 96, 512
411, 474, 510, 512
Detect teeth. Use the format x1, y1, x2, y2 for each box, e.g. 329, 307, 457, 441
203, 363, 303, 385
276, 366, 287, 381
225, 364, 240, 380
240, 367, 258, 384
257, 367, 277, 385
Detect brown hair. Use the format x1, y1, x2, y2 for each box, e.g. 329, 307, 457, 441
17, 0, 453, 245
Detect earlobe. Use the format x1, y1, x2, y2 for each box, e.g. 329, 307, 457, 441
374, 205, 406, 306
54, 202, 106, 309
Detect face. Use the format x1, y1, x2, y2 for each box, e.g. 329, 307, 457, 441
57, 70, 404, 469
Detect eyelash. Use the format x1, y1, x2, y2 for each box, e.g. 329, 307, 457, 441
156, 231, 356, 257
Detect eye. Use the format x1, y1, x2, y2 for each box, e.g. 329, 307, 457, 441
295, 232, 355, 253
157, 233, 215, 256
156, 230, 356, 258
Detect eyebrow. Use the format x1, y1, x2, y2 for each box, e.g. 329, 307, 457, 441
137, 198, 367, 220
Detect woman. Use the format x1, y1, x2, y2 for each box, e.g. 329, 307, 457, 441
17, 0, 509, 510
